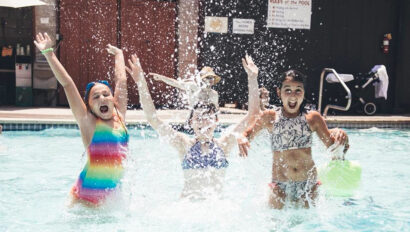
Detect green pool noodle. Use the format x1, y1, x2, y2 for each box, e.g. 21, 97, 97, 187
318, 160, 362, 197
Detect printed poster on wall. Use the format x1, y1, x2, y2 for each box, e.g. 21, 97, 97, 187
267, 0, 312, 29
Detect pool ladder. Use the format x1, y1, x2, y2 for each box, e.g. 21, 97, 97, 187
318, 68, 352, 117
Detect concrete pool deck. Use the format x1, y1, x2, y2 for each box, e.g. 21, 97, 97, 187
0, 107, 409, 128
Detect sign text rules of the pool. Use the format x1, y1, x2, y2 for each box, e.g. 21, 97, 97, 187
267, 0, 312, 30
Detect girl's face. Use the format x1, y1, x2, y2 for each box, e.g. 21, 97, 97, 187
202, 76, 216, 87
190, 109, 218, 141
277, 78, 305, 117
88, 83, 115, 120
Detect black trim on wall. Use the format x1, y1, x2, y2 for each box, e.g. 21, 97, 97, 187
393, 0, 410, 112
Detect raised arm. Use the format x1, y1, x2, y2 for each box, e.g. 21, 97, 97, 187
107, 44, 128, 118
34, 33, 87, 125
242, 55, 260, 116
216, 55, 261, 154
148, 73, 190, 91
126, 55, 190, 155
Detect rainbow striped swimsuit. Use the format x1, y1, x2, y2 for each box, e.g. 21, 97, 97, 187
71, 119, 128, 204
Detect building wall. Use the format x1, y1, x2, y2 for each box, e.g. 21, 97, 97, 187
198, 0, 409, 113
177, 0, 199, 79
58, 0, 119, 106
33, 0, 58, 106
394, 0, 410, 112
120, 0, 177, 107
4, 0, 409, 112
56, 0, 178, 107
33, 0, 57, 46
23, 0, 185, 108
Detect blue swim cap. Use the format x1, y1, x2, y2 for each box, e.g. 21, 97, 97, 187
84, 80, 113, 102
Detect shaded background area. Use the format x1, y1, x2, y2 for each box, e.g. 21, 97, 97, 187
0, 7, 33, 105
198, 0, 409, 114
1, 0, 409, 114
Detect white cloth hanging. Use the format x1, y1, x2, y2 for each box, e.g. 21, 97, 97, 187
371, 65, 389, 100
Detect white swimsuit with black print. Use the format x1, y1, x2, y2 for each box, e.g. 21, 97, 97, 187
270, 107, 312, 152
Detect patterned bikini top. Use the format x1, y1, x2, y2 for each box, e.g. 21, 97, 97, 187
182, 141, 228, 169
270, 107, 312, 152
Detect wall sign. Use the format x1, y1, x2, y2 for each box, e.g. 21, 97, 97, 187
267, 0, 312, 29
40, 17, 49, 24
205, 16, 228, 33
233, 19, 255, 34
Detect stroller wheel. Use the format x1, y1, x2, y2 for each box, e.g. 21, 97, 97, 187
364, 102, 377, 115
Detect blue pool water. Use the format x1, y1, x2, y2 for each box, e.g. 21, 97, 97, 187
0, 127, 409, 231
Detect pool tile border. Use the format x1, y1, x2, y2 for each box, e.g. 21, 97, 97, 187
0, 121, 409, 131
326, 122, 410, 129
1, 123, 78, 131
0, 122, 224, 132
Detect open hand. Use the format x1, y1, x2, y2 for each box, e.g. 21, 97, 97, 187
237, 135, 250, 157
106, 44, 122, 55
242, 54, 259, 78
33, 33, 53, 52
330, 128, 349, 153
125, 54, 144, 82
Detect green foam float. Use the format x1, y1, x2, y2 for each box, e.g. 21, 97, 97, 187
318, 160, 362, 197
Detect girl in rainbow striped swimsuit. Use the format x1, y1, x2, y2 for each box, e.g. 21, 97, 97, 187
34, 33, 129, 206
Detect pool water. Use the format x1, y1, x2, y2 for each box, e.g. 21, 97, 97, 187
0, 127, 409, 231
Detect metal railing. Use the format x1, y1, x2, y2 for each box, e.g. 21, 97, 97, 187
318, 68, 352, 117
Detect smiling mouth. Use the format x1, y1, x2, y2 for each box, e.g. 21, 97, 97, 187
100, 105, 108, 113
288, 101, 297, 109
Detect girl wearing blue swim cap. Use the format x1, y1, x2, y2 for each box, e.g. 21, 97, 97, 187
237, 70, 350, 209
34, 33, 129, 206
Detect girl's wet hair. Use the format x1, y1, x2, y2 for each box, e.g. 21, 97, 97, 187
188, 102, 218, 125
278, 70, 307, 89
278, 69, 309, 114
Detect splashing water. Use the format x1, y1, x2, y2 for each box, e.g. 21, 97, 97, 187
0, 128, 409, 231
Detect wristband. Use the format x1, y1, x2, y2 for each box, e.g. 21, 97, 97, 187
41, 48, 53, 55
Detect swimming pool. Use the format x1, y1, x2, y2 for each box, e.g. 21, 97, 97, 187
0, 127, 409, 231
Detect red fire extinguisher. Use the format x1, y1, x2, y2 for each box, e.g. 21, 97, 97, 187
383, 33, 392, 54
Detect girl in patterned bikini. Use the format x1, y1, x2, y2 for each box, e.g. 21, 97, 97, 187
126, 54, 260, 200
34, 33, 129, 206
238, 70, 350, 209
